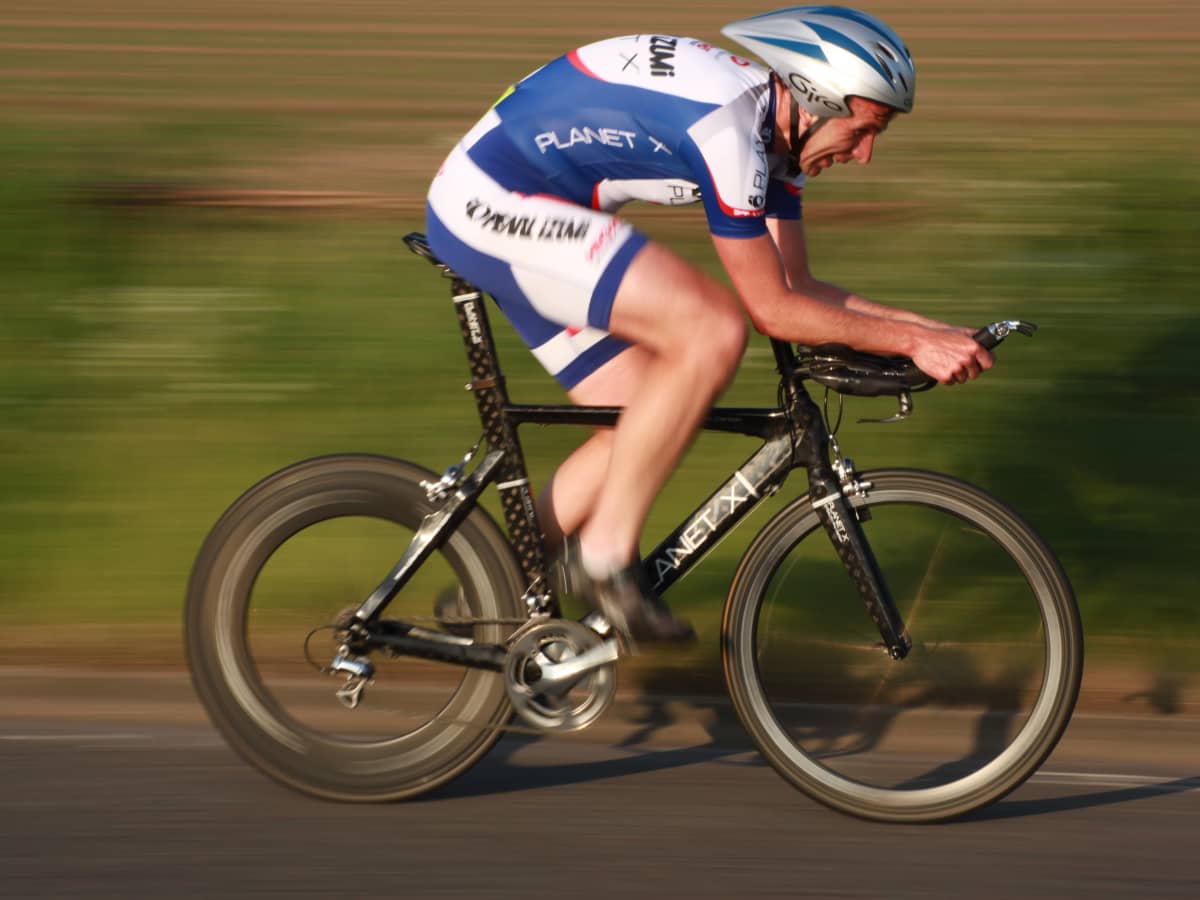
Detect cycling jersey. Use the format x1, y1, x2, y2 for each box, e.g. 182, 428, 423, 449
426, 34, 806, 388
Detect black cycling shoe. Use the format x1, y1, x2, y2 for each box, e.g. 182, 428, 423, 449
563, 538, 696, 646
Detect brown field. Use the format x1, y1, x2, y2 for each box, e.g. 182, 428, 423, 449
4, 0, 1196, 207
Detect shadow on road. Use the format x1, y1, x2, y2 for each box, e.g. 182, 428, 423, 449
966, 775, 1200, 822
1122, 672, 1193, 716
427, 734, 755, 800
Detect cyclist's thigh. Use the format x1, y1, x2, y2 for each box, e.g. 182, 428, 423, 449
605, 241, 745, 357
567, 344, 656, 408
426, 144, 645, 390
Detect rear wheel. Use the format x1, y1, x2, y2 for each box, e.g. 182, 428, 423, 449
723, 469, 1082, 822
185, 454, 525, 801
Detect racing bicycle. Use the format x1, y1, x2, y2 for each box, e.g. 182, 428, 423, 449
184, 232, 1082, 823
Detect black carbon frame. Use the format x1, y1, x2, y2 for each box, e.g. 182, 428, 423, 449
387, 232, 912, 662
450, 281, 807, 609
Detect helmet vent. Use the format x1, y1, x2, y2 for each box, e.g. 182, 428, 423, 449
874, 53, 895, 83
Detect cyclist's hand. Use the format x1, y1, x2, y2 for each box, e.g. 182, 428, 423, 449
910, 329, 994, 385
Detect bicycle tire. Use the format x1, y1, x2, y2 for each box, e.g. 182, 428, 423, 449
722, 468, 1082, 823
185, 453, 525, 801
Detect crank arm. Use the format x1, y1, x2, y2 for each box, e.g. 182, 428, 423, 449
525, 640, 620, 695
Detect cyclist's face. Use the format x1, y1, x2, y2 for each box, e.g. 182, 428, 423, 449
798, 97, 895, 177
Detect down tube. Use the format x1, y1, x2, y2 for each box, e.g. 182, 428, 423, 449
643, 434, 795, 596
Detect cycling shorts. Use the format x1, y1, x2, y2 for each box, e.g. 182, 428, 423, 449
426, 114, 646, 389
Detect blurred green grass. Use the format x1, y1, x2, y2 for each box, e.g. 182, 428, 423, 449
1, 1, 1197, 672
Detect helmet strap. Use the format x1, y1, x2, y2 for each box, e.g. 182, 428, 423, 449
786, 95, 802, 175
785, 95, 829, 178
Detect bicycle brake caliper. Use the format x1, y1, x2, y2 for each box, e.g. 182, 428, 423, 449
830, 437, 872, 518
421, 439, 482, 503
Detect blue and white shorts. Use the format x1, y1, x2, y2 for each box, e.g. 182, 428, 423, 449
426, 114, 647, 389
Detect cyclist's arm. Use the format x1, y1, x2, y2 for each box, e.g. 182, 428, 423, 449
765, 218, 967, 334
710, 227, 992, 383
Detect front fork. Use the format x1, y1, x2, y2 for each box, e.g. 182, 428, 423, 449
810, 453, 912, 660
793, 393, 912, 660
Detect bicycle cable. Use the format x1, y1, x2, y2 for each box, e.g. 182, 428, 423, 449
821, 387, 845, 438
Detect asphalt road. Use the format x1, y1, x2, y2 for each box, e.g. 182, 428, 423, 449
1, 672, 1197, 899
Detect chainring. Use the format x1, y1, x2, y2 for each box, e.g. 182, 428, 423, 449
503, 620, 616, 733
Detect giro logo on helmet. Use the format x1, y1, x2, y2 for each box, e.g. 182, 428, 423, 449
787, 73, 845, 114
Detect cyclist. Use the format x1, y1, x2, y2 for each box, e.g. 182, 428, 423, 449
425, 6, 993, 644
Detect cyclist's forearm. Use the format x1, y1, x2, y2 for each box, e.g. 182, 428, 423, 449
715, 232, 947, 351
803, 278, 946, 329
747, 288, 923, 356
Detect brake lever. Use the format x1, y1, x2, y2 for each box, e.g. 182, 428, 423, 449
974, 320, 1038, 350
857, 390, 913, 425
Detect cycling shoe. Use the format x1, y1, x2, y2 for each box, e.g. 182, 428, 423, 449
563, 538, 695, 646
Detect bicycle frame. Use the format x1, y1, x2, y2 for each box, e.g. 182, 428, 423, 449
350, 235, 913, 663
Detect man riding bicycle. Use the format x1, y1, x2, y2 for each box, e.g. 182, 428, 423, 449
425, 6, 993, 644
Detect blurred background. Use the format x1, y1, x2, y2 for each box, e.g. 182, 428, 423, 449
2, 0, 1197, 700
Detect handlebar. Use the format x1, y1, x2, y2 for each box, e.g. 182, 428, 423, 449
794, 320, 1037, 398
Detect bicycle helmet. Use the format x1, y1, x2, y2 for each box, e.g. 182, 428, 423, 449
721, 6, 915, 118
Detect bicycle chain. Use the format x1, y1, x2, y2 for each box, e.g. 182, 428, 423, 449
398, 616, 531, 627
338, 615, 611, 736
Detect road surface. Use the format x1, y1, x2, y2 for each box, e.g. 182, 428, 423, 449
1, 670, 1196, 898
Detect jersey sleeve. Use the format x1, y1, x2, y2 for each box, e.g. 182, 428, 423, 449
681, 88, 774, 240
764, 173, 804, 220
677, 140, 768, 238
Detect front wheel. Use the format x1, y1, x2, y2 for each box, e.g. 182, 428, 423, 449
723, 469, 1082, 823
185, 454, 526, 801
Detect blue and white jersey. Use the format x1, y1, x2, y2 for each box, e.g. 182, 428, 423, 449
469, 35, 806, 238
426, 35, 810, 389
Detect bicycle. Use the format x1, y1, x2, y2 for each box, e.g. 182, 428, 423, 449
184, 231, 1082, 823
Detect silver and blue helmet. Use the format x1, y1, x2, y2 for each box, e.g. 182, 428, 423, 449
721, 6, 915, 118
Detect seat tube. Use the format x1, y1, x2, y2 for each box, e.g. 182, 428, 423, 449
450, 279, 550, 602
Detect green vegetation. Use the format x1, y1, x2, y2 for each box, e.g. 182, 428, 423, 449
1, 2, 1197, 679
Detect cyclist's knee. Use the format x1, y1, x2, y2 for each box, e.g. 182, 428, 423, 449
682, 292, 747, 381
711, 303, 749, 366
